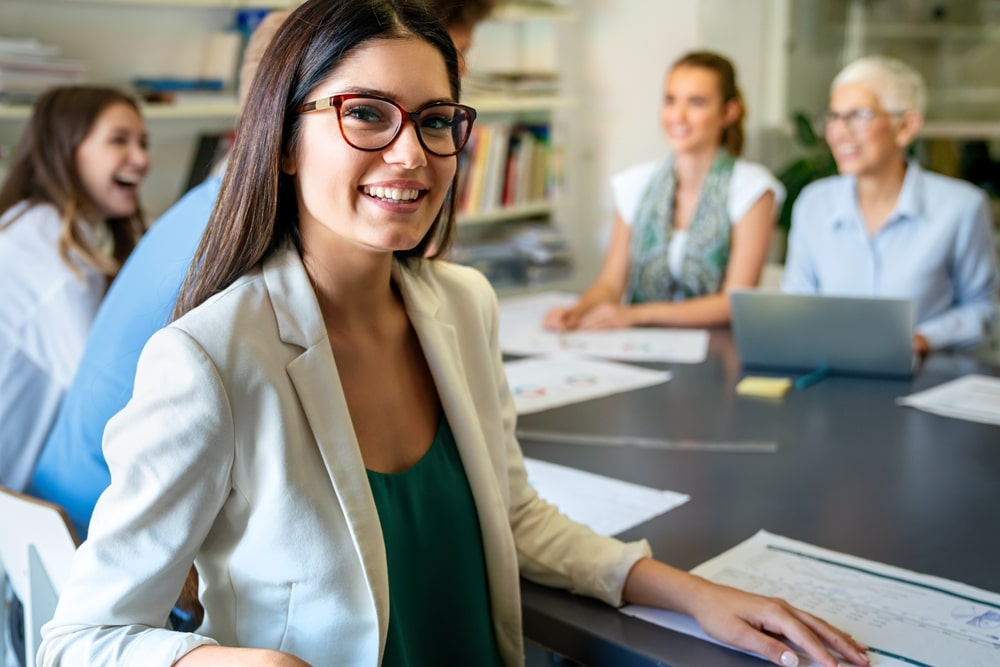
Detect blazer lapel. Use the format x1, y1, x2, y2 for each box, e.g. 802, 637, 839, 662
395, 263, 523, 655
263, 249, 390, 657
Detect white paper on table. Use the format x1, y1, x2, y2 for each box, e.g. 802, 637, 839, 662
523, 458, 689, 536
503, 356, 671, 415
498, 291, 710, 364
897, 374, 1000, 426
622, 530, 1000, 667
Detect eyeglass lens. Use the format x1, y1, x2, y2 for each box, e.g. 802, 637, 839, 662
338, 97, 473, 156
820, 109, 877, 133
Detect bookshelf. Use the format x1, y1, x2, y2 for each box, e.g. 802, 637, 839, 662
0, 0, 584, 288
451, 1, 579, 289
0, 0, 291, 216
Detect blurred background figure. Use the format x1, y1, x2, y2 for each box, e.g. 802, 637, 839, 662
0, 85, 147, 494
782, 55, 998, 354
545, 51, 784, 332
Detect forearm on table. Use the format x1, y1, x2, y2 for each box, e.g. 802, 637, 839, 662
629, 293, 731, 327
620, 557, 708, 614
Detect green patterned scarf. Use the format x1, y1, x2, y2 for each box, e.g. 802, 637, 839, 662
627, 150, 736, 303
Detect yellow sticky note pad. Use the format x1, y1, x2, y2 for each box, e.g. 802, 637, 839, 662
736, 376, 793, 398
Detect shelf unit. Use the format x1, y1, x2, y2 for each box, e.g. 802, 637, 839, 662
0, 0, 583, 289
450, 2, 579, 288
0, 0, 294, 216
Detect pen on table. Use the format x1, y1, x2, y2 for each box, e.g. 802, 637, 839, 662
794, 366, 829, 390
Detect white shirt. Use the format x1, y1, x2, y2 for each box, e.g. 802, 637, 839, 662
0, 202, 105, 491
612, 158, 785, 277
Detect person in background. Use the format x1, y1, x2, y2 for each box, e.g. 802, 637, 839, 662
544, 50, 784, 331
0, 86, 147, 494
38, 3, 868, 667
782, 55, 998, 353
28, 0, 496, 543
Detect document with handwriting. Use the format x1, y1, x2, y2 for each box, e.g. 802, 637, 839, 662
622, 531, 1000, 667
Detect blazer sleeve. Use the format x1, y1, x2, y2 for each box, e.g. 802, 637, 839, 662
38, 326, 234, 666
481, 288, 652, 607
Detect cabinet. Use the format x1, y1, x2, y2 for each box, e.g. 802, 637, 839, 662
0, 0, 296, 217
451, 1, 580, 289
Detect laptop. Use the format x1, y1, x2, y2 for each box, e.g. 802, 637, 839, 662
729, 289, 916, 378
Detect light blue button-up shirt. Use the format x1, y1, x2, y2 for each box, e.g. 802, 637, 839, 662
782, 161, 998, 350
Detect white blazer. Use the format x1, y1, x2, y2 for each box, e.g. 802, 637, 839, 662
39, 248, 651, 667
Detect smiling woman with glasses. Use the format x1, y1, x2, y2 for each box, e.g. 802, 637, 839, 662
783, 55, 998, 354
38, 3, 866, 667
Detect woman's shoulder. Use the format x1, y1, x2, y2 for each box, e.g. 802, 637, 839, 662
402, 259, 498, 324
728, 159, 787, 220
732, 158, 777, 182
409, 259, 495, 302
918, 165, 987, 205
0, 202, 86, 283
0, 201, 62, 244
168, 263, 272, 346
612, 159, 661, 189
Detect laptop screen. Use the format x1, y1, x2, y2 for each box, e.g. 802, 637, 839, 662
729, 289, 916, 378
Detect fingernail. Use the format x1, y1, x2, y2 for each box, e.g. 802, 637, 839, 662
780, 651, 799, 667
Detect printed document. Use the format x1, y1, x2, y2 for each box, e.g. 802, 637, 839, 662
503, 356, 671, 414
622, 530, 1000, 667
498, 291, 709, 363
523, 458, 689, 536
897, 374, 1000, 426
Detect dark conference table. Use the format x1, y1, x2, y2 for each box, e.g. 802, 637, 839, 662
516, 330, 1000, 667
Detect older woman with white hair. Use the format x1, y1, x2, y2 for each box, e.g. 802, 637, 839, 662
782, 55, 998, 353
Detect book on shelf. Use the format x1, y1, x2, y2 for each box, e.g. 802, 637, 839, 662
456, 121, 552, 215
0, 39, 86, 103
132, 78, 237, 107
0, 38, 61, 60
463, 70, 560, 97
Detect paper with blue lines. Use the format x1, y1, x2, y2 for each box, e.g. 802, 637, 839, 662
622, 530, 1000, 667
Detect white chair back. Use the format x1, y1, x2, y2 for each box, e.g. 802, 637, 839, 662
0, 487, 78, 665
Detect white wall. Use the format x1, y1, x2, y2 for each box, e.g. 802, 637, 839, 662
570, 0, 697, 277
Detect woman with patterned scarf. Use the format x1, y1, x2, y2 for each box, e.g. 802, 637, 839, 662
545, 51, 784, 331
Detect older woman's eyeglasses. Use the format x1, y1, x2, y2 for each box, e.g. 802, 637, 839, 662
817, 108, 905, 135
298, 93, 477, 157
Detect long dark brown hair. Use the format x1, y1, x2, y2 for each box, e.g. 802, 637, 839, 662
0, 86, 145, 280
671, 51, 745, 157
173, 0, 462, 320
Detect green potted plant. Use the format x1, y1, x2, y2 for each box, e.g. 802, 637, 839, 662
774, 111, 838, 259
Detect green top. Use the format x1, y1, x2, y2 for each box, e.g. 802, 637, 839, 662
366, 415, 504, 666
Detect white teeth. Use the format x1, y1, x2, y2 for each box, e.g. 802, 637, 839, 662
115, 174, 140, 185
363, 185, 419, 203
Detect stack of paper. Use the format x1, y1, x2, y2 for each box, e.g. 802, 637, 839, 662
897, 374, 1000, 425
